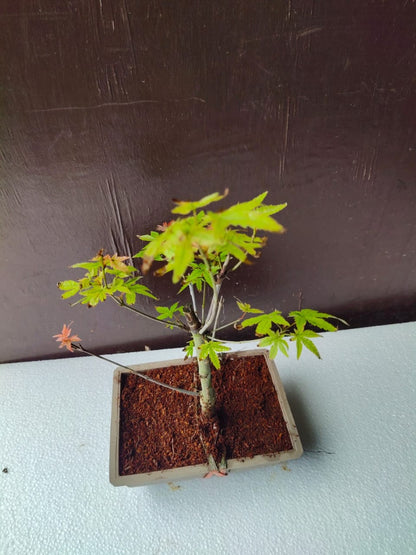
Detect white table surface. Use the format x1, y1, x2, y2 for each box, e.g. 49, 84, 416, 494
1, 322, 415, 555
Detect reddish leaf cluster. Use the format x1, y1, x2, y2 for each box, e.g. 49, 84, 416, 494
53, 323, 81, 352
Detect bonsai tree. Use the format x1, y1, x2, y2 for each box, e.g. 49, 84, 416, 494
55, 190, 343, 475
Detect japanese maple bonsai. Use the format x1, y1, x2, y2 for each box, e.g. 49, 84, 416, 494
55, 190, 343, 477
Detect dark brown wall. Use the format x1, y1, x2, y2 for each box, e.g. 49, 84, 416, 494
1, 1, 415, 363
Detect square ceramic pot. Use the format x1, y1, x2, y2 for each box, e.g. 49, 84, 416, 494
109, 349, 303, 486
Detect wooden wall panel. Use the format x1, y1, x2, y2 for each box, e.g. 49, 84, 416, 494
1, 1, 415, 362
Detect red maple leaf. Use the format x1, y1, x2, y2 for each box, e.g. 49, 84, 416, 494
156, 220, 174, 232
53, 323, 81, 352
92, 252, 130, 272
108, 254, 130, 272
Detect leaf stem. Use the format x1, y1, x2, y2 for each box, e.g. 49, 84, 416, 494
100, 255, 109, 289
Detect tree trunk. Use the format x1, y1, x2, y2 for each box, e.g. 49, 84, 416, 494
192, 331, 216, 416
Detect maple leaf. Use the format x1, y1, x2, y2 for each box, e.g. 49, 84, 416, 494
109, 254, 131, 272
102, 253, 131, 272
53, 323, 81, 352
241, 310, 290, 335
91, 252, 131, 272
156, 220, 175, 232
198, 341, 231, 369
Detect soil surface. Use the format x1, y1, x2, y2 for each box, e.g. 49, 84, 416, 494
119, 354, 293, 475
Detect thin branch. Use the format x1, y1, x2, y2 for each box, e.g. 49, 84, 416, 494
109, 295, 187, 330
189, 282, 198, 316
198, 250, 220, 334
199, 283, 221, 335
218, 253, 231, 280
173, 313, 187, 328
211, 296, 224, 339
201, 281, 206, 323
73, 344, 199, 397
231, 258, 244, 272
215, 318, 243, 332
183, 305, 201, 332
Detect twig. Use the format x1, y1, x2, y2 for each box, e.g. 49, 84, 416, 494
72, 344, 199, 397
189, 283, 198, 316
199, 283, 221, 335
230, 258, 244, 272
215, 318, 243, 332
110, 295, 187, 330
198, 250, 221, 335
201, 281, 206, 323
211, 296, 224, 339
173, 313, 187, 328
218, 254, 230, 280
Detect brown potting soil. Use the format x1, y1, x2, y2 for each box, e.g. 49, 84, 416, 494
119, 354, 293, 476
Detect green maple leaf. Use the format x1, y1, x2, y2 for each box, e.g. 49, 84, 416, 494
236, 300, 264, 314
136, 191, 287, 283
198, 341, 231, 369
116, 278, 157, 304
138, 219, 199, 283
70, 261, 100, 273
58, 280, 81, 299
155, 302, 184, 320
183, 340, 195, 359
289, 309, 346, 332
171, 190, 228, 215
258, 331, 289, 359
134, 231, 165, 261
178, 264, 207, 293
79, 285, 108, 306
216, 192, 287, 232
291, 329, 322, 359
172, 235, 194, 283
241, 310, 290, 335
